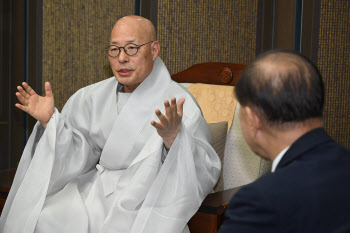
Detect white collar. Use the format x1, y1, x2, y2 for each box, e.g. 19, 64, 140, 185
100, 57, 172, 169
271, 146, 290, 172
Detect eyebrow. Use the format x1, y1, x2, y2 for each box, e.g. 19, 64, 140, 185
110, 39, 136, 45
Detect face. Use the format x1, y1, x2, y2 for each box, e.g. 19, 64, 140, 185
108, 18, 159, 93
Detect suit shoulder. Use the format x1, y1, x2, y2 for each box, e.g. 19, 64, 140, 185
231, 172, 289, 208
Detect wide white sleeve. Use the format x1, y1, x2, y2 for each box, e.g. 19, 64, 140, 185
0, 89, 100, 233
46, 89, 101, 194
131, 111, 221, 233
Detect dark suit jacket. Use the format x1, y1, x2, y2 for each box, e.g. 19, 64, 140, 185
218, 128, 350, 233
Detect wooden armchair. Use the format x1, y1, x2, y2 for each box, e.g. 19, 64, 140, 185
171, 62, 246, 86
171, 62, 271, 233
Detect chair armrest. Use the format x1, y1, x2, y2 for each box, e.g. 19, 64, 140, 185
198, 186, 243, 215
188, 186, 243, 233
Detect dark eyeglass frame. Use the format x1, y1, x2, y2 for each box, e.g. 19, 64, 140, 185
105, 41, 153, 57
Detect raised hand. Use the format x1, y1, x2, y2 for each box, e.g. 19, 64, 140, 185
15, 82, 54, 128
151, 97, 185, 149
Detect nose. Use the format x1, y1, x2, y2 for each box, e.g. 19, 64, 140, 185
118, 48, 129, 63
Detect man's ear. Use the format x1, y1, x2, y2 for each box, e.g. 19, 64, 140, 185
151, 41, 160, 61
245, 106, 263, 130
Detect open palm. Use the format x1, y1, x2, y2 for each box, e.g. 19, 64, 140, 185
151, 97, 185, 149
15, 82, 54, 128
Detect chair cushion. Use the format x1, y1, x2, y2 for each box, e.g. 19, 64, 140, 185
222, 103, 272, 189
187, 83, 237, 132
208, 121, 228, 192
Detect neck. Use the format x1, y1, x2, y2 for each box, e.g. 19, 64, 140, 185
262, 118, 323, 161
123, 85, 138, 93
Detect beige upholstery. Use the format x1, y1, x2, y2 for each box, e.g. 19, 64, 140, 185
222, 103, 271, 190
183, 83, 271, 192
207, 121, 228, 192
188, 84, 237, 132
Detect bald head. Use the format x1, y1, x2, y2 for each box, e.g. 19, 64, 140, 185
235, 50, 324, 127
107, 15, 160, 93
111, 15, 156, 42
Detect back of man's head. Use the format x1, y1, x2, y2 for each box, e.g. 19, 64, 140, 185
235, 50, 324, 128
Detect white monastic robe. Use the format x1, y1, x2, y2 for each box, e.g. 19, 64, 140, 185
0, 58, 221, 233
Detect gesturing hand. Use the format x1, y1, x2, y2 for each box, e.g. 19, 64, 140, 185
15, 82, 55, 128
151, 97, 185, 149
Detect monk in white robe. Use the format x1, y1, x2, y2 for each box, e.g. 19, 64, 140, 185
0, 16, 221, 233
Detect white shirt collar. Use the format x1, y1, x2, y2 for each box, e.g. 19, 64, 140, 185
271, 146, 290, 172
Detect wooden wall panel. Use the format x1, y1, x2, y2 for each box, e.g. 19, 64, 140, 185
155, 0, 259, 75
42, 0, 134, 110
274, 0, 297, 50
316, 0, 350, 149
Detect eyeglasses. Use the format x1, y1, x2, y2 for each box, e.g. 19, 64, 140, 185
105, 41, 153, 57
